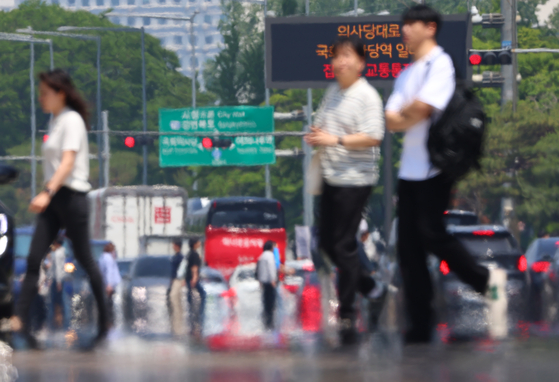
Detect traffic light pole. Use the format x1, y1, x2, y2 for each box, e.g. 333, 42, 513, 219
501, 0, 517, 111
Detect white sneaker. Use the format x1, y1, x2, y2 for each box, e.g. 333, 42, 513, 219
485, 268, 508, 339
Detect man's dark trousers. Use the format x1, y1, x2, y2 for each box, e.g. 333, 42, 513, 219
397, 174, 490, 340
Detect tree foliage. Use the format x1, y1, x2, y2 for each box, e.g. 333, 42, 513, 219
0, 0, 215, 224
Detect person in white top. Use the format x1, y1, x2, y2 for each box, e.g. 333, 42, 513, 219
12, 69, 108, 349
304, 35, 385, 346
385, 5, 506, 343
98, 242, 122, 329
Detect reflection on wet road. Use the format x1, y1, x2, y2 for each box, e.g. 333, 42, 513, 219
11, 333, 559, 382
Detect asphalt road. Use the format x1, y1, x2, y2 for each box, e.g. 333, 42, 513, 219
8, 329, 559, 382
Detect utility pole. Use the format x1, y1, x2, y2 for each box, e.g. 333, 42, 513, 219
302, 0, 313, 227
501, 0, 517, 111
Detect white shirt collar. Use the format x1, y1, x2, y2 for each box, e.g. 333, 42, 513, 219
416, 45, 443, 64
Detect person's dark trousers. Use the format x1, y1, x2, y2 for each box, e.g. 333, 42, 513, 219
16, 187, 108, 334
397, 174, 490, 342
319, 182, 376, 324
262, 283, 276, 330
187, 282, 206, 334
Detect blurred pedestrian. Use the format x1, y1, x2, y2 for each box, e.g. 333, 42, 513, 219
169, 239, 185, 337
98, 242, 121, 329
385, 5, 507, 342
47, 236, 69, 330
257, 241, 277, 330
11, 69, 108, 349
357, 220, 377, 276
304, 35, 386, 346
186, 237, 205, 339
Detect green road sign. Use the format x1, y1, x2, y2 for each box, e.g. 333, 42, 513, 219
159, 106, 275, 167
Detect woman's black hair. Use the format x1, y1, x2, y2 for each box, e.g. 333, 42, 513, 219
331, 35, 366, 60
39, 69, 90, 130
263, 240, 275, 252
402, 5, 442, 37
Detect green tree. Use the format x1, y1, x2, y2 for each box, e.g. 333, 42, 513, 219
0, 1, 216, 225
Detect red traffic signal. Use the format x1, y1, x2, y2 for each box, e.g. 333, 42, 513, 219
469, 54, 482, 65
202, 138, 232, 149
202, 137, 213, 149
43, 134, 49, 143
124, 137, 135, 148
469, 50, 512, 66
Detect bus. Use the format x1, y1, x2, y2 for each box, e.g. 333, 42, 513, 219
196, 197, 287, 280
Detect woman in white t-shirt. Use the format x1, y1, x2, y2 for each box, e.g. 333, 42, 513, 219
11, 69, 108, 349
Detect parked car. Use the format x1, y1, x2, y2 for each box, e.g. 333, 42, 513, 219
0, 165, 17, 320
199, 267, 229, 337
122, 256, 172, 335
432, 225, 529, 338
524, 237, 559, 322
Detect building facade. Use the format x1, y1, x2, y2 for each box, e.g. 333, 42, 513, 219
2, 0, 224, 86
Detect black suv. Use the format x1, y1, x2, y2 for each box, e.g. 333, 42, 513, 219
433, 225, 529, 337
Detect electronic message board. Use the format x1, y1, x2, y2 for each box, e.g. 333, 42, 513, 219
265, 14, 472, 89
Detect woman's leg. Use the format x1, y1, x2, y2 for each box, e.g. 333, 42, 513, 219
59, 190, 107, 335
15, 207, 61, 331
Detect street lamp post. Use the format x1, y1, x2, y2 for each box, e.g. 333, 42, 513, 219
106, 12, 199, 109
58, 26, 148, 186
0, 33, 54, 200
17, 28, 104, 188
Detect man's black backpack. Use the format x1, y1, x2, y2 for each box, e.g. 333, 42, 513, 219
427, 60, 486, 180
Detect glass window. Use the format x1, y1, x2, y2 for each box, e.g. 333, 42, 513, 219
127, 0, 134, 4
110, 17, 119, 24
68, 0, 76, 5
127, 17, 135, 26
457, 236, 517, 257
96, 0, 103, 5
535, 239, 559, 260
143, 17, 151, 26
160, 37, 166, 45
132, 257, 172, 278
158, 0, 166, 3
52, 0, 60, 4
205, 35, 212, 44
174, 35, 182, 44
111, 0, 119, 6
208, 202, 285, 229
142, 0, 149, 4
173, 0, 181, 4
204, 15, 211, 24
158, 18, 166, 25
82, 0, 90, 5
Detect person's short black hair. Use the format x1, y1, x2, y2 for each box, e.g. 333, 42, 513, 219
188, 237, 200, 249
263, 240, 275, 252
53, 236, 64, 246
402, 5, 442, 36
173, 239, 183, 249
332, 35, 366, 60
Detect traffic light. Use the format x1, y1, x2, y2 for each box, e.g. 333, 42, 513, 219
469, 50, 512, 66
201, 137, 233, 149
124, 135, 155, 148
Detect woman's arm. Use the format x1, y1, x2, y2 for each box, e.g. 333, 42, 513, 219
304, 127, 381, 150
29, 150, 76, 214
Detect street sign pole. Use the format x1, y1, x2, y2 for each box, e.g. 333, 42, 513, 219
302, 0, 314, 227
264, 0, 271, 199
